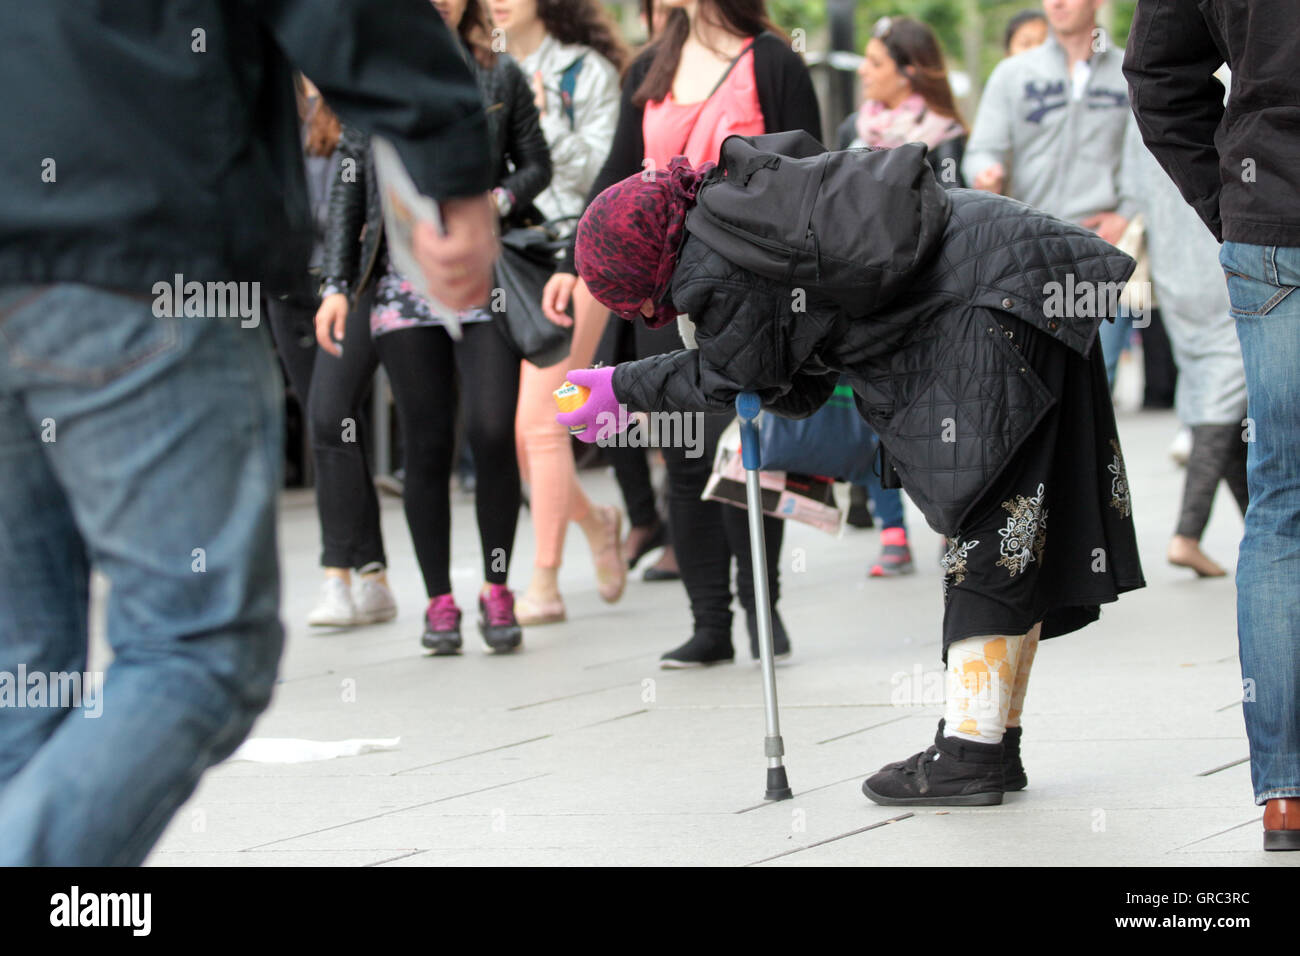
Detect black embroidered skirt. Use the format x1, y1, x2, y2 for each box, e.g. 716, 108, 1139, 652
939, 315, 1146, 659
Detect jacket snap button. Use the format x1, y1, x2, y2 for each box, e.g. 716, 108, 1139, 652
1001, 297, 1014, 309
1048, 320, 1058, 330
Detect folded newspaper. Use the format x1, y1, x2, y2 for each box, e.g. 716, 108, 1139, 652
370, 135, 464, 339
703, 421, 845, 536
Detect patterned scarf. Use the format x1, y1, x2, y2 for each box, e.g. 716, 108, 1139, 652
574, 156, 713, 329
854, 93, 965, 150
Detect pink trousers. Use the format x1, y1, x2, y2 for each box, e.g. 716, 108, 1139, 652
516, 282, 611, 570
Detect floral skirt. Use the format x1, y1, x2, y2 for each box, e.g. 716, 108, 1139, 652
939, 315, 1146, 658
369, 252, 491, 337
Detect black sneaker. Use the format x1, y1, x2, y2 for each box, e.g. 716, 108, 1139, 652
1003, 726, 1027, 791
479, 584, 523, 653
420, 594, 463, 656
660, 631, 734, 669
862, 722, 1005, 806
745, 607, 791, 662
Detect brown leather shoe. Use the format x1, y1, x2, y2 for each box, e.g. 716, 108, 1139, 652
1263, 798, 1300, 851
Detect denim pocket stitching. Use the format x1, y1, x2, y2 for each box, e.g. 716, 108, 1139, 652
0, 286, 53, 325
1226, 280, 1295, 317
1, 311, 182, 387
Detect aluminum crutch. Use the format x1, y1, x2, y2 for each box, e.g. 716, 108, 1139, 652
735, 392, 792, 800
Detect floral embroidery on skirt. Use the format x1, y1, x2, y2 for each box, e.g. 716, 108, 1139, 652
996, 482, 1048, 577
942, 537, 981, 600
1107, 438, 1131, 518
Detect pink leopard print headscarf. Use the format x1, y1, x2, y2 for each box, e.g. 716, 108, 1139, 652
574, 156, 713, 329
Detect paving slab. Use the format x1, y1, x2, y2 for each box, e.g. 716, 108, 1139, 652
146, 410, 1299, 866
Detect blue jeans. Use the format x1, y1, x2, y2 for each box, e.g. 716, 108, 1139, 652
1099, 307, 1141, 388
856, 436, 905, 530
0, 283, 285, 864
1221, 242, 1300, 804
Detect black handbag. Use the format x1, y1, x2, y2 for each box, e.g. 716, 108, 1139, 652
493, 220, 576, 369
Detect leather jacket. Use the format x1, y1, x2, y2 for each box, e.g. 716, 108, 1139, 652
322, 42, 551, 300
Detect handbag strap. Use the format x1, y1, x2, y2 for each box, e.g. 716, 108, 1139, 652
676, 36, 758, 156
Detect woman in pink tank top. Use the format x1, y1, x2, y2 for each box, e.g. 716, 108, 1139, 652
541, 0, 822, 669
641, 40, 765, 169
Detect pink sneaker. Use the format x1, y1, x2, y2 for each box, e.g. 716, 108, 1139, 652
869, 527, 915, 578
420, 593, 462, 655
478, 584, 523, 653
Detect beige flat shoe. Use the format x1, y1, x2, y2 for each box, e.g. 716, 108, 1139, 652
591, 506, 627, 603
514, 593, 566, 626
1167, 535, 1227, 577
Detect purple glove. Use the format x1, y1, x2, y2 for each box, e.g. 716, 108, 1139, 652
555, 365, 626, 444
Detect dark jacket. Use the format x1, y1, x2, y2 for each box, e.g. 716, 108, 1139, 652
611, 189, 1135, 536
0, 0, 492, 296
1124, 0, 1300, 245
835, 114, 968, 189
559, 32, 822, 273
322, 44, 551, 300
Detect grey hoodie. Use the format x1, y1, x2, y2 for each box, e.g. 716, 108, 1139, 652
963, 29, 1139, 225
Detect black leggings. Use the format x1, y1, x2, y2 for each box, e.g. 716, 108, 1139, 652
635, 321, 783, 638
1176, 423, 1249, 540
595, 312, 660, 528
372, 320, 521, 597
661, 411, 784, 636
266, 291, 387, 571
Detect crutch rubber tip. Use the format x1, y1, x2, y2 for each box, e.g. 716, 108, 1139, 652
764, 766, 793, 801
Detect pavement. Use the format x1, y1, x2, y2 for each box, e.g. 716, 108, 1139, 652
142, 392, 1298, 867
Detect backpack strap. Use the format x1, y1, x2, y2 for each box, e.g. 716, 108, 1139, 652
558, 54, 586, 129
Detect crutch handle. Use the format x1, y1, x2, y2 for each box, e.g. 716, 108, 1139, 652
735, 392, 763, 471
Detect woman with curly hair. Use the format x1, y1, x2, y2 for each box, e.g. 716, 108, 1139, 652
492, 0, 631, 625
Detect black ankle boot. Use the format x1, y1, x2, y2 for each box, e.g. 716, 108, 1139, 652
879, 720, 1026, 790
660, 631, 734, 669
862, 722, 1005, 806
1003, 726, 1027, 791
745, 607, 791, 661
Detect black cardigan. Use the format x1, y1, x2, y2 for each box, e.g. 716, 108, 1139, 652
560, 32, 822, 272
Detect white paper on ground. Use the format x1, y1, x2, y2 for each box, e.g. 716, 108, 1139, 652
230, 737, 401, 764
370, 135, 463, 340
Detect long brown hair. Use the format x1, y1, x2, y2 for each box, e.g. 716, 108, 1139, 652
537, 0, 630, 72
873, 16, 965, 129
457, 0, 497, 68
633, 0, 783, 108
294, 74, 341, 157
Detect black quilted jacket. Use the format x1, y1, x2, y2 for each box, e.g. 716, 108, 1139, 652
611, 188, 1136, 536
322, 42, 551, 299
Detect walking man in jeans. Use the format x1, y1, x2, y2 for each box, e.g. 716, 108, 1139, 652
1126, 0, 1300, 850
0, 0, 498, 865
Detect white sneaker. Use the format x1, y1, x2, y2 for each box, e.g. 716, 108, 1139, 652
307, 576, 357, 627
1169, 426, 1192, 468
354, 576, 398, 624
